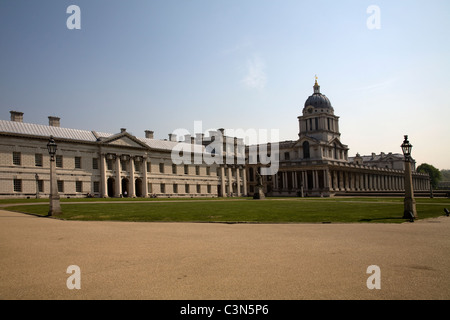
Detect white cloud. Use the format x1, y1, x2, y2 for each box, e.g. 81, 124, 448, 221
241, 55, 267, 90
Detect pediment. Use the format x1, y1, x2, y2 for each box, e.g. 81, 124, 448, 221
100, 132, 149, 149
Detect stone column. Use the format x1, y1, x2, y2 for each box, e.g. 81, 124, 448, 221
130, 157, 135, 197
115, 155, 121, 197
220, 166, 226, 197
142, 157, 148, 197
242, 167, 247, 196
100, 153, 107, 198
228, 167, 233, 196
236, 167, 241, 196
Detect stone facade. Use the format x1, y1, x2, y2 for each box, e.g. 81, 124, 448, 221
0, 112, 226, 198
245, 79, 430, 197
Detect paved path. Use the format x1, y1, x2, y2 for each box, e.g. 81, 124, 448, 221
1, 209, 449, 300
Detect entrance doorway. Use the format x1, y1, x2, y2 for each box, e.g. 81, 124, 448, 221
121, 178, 129, 197
107, 178, 115, 198
135, 178, 142, 197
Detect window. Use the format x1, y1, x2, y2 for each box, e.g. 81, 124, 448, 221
37, 180, 44, 193
107, 159, 114, 170
57, 180, 64, 193
134, 161, 140, 172
147, 162, 151, 173
196, 184, 201, 193
93, 181, 100, 193
206, 167, 210, 176
35, 154, 43, 167
184, 165, 189, 174
76, 181, 82, 193
92, 158, 99, 170
303, 141, 310, 159
13, 179, 22, 192
173, 184, 178, 193
315, 117, 319, 130
75, 157, 82, 169
172, 164, 177, 174
13, 152, 21, 165
160, 183, 165, 193
185, 184, 190, 193
121, 160, 127, 171
207, 185, 211, 194
196, 166, 200, 175
56, 155, 63, 168
159, 163, 165, 173
284, 152, 290, 160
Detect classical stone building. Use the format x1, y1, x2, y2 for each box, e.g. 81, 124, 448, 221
245, 79, 430, 197
0, 111, 228, 198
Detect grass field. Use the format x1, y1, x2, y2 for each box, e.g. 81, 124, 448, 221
3, 197, 450, 223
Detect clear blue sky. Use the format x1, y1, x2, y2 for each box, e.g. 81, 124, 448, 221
1, 0, 449, 169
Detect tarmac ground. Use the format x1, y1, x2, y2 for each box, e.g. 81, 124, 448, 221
1, 209, 449, 300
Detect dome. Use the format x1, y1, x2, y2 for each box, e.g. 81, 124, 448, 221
304, 93, 332, 109
303, 78, 333, 111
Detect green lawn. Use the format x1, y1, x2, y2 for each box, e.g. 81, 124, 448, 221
4, 197, 450, 223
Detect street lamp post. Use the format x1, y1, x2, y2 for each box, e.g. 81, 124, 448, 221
47, 136, 62, 216
401, 135, 417, 219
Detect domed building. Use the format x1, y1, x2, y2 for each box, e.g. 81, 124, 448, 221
245, 77, 430, 197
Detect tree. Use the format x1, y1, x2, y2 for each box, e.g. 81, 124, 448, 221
416, 163, 441, 189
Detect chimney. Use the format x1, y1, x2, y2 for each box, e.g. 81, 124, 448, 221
184, 134, 191, 143
10, 111, 24, 122
48, 116, 60, 127
120, 128, 126, 133
168, 133, 177, 142
145, 130, 154, 139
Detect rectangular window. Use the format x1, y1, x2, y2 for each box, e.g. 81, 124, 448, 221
284, 152, 290, 160
206, 167, 210, 176
92, 158, 99, 170
196, 166, 200, 175
37, 180, 44, 193
35, 154, 43, 167
147, 162, 151, 173
159, 163, 165, 173
56, 155, 63, 168
184, 165, 189, 174
76, 181, 82, 193
13, 152, 21, 165
315, 117, 319, 130
207, 185, 211, 194
172, 164, 177, 174
13, 179, 22, 192
173, 184, 178, 194
121, 160, 127, 171
57, 180, 64, 193
196, 184, 201, 193
107, 159, 114, 170
93, 181, 100, 193
134, 161, 140, 172
75, 157, 82, 169
160, 183, 165, 193
185, 184, 189, 193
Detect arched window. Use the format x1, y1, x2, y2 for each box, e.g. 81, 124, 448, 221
303, 141, 310, 159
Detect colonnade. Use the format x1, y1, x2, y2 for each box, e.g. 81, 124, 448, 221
100, 153, 148, 198
271, 167, 430, 195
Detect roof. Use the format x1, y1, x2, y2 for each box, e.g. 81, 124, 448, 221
0, 119, 107, 142
0, 119, 203, 152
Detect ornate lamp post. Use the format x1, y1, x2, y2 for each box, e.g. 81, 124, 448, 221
401, 135, 417, 219
47, 136, 62, 216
